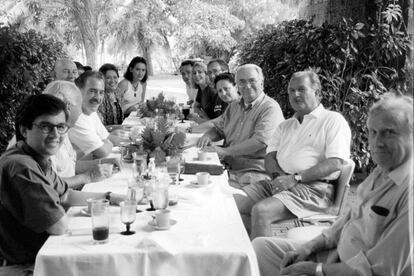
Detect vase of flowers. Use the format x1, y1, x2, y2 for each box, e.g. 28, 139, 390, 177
139, 116, 186, 164
136, 93, 180, 118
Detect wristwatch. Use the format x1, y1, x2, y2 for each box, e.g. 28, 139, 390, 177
315, 263, 325, 276
294, 174, 302, 183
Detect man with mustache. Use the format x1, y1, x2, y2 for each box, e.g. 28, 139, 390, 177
69, 71, 125, 159
235, 71, 351, 239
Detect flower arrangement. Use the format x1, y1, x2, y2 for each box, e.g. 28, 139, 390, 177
140, 116, 186, 163
136, 93, 180, 118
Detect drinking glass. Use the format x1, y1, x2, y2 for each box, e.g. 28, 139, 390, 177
167, 156, 180, 185
178, 155, 186, 182
120, 200, 137, 235
91, 199, 110, 244
152, 180, 169, 210
182, 105, 190, 121
132, 153, 147, 182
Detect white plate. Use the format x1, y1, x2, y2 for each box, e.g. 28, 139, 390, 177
189, 180, 212, 187
148, 219, 177, 230
80, 208, 91, 217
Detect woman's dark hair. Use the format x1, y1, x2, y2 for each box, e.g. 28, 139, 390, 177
15, 94, 69, 141
99, 63, 119, 77
123, 56, 148, 83
214, 72, 236, 88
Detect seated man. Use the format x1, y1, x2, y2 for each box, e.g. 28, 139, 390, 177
192, 59, 230, 122
179, 59, 198, 106
190, 72, 240, 133
252, 93, 413, 276
53, 58, 78, 82
235, 71, 351, 239
198, 64, 284, 188
0, 94, 125, 273
6, 81, 121, 189
43, 80, 121, 188
70, 70, 126, 159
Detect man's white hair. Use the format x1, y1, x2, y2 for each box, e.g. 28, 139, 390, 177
43, 80, 82, 106
235, 64, 264, 82
369, 92, 413, 132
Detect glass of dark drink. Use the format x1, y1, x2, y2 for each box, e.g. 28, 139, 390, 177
91, 199, 110, 244
120, 200, 137, 235
182, 105, 190, 121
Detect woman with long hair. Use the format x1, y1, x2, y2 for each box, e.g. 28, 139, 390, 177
117, 56, 148, 117
98, 63, 123, 126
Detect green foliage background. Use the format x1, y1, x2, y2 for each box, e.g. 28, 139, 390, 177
238, 18, 411, 173
0, 24, 67, 153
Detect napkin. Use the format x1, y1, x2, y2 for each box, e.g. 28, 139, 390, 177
184, 163, 224, 175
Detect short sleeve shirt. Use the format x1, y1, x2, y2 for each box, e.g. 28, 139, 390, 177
213, 93, 285, 173
0, 141, 68, 264
69, 112, 109, 158
195, 86, 223, 119
268, 104, 351, 179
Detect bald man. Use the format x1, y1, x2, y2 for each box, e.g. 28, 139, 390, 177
54, 59, 78, 82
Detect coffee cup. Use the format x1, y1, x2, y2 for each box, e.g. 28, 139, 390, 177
155, 209, 171, 228
86, 198, 94, 214
198, 151, 208, 161
196, 172, 210, 185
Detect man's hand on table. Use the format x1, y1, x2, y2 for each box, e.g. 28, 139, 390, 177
100, 157, 122, 172
197, 135, 212, 148
203, 145, 229, 158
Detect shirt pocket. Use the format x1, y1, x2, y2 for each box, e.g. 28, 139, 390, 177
363, 206, 389, 248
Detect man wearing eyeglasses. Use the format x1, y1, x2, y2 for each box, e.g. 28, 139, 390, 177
197, 64, 284, 189
70, 71, 126, 159
0, 94, 125, 273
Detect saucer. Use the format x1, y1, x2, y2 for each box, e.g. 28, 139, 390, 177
148, 219, 177, 230
80, 208, 91, 217
189, 180, 212, 187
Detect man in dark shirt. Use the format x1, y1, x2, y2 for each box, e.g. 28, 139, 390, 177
193, 59, 230, 121
0, 94, 124, 274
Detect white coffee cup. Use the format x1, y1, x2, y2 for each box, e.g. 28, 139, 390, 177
86, 198, 95, 214
155, 209, 171, 228
198, 151, 208, 161
196, 172, 210, 185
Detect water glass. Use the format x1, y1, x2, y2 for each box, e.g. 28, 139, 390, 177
91, 199, 110, 244
167, 156, 180, 184
152, 181, 169, 210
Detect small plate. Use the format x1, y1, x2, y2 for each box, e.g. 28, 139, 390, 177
148, 219, 177, 230
80, 208, 91, 217
189, 180, 212, 187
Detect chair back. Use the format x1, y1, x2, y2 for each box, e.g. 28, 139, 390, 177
329, 159, 355, 215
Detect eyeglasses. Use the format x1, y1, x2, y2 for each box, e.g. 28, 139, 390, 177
32, 122, 69, 134
237, 79, 259, 87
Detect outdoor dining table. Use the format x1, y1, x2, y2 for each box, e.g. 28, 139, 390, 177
33, 117, 260, 276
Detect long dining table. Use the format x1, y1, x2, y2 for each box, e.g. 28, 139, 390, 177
33, 117, 260, 276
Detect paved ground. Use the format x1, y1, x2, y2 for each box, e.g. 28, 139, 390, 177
146, 74, 187, 104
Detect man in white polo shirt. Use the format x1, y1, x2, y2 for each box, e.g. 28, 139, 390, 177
235, 70, 352, 239
70, 71, 125, 159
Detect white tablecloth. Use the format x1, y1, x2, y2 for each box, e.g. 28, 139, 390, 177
34, 149, 259, 276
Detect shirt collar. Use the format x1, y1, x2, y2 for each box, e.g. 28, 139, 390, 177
239, 92, 265, 110
18, 140, 52, 172
387, 157, 413, 186
294, 104, 324, 120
